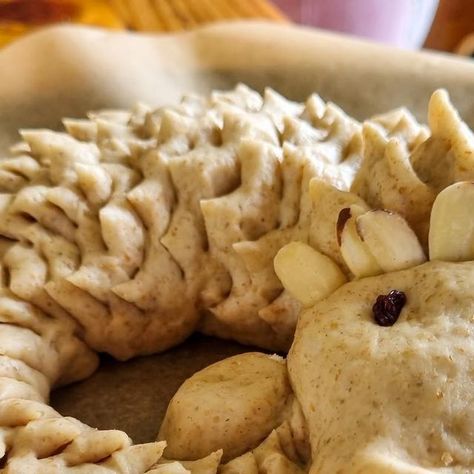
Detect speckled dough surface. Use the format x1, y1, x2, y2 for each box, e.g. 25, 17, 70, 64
290, 261, 474, 473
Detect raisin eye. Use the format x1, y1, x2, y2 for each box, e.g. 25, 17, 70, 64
372, 290, 406, 327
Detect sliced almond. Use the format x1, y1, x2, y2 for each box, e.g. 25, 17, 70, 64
338, 207, 382, 278
274, 242, 346, 307
429, 181, 474, 262
356, 210, 426, 272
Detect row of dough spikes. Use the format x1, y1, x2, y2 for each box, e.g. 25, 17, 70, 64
0, 388, 225, 472
0, 336, 306, 471
0, 282, 217, 469
0, 85, 366, 358
0, 86, 471, 414
275, 178, 474, 309
0, 86, 462, 358
136, 89, 394, 350
0, 393, 302, 472
0, 79, 435, 201
197, 98, 434, 347
0, 297, 173, 471
0, 344, 301, 471
225, 88, 473, 318
6, 348, 300, 473
0, 87, 462, 357
2, 79, 370, 184
352, 89, 474, 248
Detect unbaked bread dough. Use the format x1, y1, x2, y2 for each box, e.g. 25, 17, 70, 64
290, 260, 474, 473
0, 85, 366, 360
0, 85, 473, 472
159, 352, 293, 462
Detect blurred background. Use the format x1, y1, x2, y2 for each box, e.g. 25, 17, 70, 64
0, 0, 473, 54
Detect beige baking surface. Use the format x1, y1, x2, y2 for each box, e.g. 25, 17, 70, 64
1, 20, 474, 443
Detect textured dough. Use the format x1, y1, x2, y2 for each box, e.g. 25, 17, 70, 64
289, 261, 474, 473
159, 353, 292, 462
0, 85, 473, 472
155, 89, 474, 473
351, 90, 474, 247
0, 84, 367, 360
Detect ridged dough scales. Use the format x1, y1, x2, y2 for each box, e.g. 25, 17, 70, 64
0, 84, 364, 472
0, 84, 368, 359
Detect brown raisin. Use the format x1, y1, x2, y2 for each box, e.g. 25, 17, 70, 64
372, 290, 406, 327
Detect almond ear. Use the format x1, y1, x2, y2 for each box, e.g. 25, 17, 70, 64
429, 181, 474, 262
356, 210, 426, 272
274, 242, 347, 308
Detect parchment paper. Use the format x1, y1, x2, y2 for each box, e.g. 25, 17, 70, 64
1, 21, 474, 444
